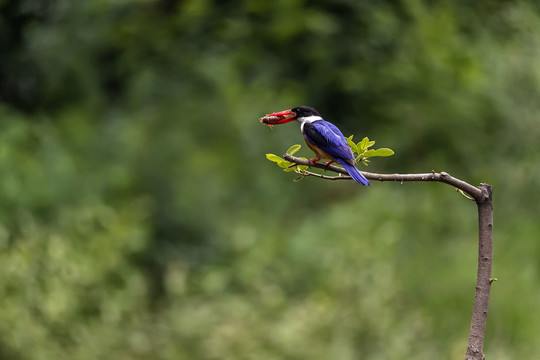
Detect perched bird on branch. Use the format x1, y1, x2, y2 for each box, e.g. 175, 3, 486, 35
261, 106, 370, 185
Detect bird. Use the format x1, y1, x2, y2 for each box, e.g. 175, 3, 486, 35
261, 106, 370, 185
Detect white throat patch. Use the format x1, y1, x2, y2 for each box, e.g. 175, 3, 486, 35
297, 115, 322, 124
298, 116, 322, 133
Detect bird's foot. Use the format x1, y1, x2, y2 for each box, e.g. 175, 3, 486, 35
309, 158, 319, 164
322, 161, 334, 168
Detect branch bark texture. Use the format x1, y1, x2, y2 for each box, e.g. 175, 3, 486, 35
466, 184, 493, 360
283, 154, 493, 360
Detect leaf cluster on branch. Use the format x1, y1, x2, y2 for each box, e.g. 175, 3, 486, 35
266, 136, 394, 181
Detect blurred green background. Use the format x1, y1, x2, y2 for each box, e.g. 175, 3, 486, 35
1, 1, 539, 359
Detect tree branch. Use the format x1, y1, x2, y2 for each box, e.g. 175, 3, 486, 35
283, 153, 483, 199
466, 184, 493, 360
283, 153, 493, 360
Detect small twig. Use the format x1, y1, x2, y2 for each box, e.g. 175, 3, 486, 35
457, 188, 476, 201
296, 169, 350, 180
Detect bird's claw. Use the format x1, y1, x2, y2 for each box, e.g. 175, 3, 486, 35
322, 161, 334, 168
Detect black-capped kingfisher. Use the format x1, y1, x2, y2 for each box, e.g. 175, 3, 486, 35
261, 106, 370, 186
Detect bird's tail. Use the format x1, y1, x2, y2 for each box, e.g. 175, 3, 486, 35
337, 160, 371, 186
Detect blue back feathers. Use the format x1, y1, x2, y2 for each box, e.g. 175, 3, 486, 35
303, 120, 354, 162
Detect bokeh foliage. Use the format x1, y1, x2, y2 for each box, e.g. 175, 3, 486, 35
1, 0, 539, 359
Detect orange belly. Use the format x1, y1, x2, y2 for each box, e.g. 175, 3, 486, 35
304, 135, 334, 161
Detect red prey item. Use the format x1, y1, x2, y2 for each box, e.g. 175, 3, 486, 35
259, 110, 297, 126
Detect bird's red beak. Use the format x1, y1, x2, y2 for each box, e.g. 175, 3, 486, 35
260, 109, 297, 125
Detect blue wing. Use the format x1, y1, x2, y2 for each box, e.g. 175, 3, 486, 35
303, 120, 355, 162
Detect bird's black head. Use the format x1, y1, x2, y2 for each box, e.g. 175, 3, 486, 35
291, 106, 321, 118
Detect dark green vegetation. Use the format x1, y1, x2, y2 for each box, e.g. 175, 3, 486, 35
1, 1, 539, 359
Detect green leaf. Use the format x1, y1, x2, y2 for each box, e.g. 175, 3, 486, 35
277, 160, 293, 168
346, 135, 358, 153
362, 149, 376, 158
286, 144, 301, 155
266, 153, 283, 163
370, 148, 394, 157
359, 137, 370, 151
362, 148, 394, 158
